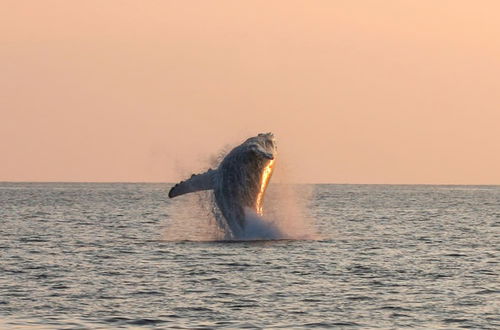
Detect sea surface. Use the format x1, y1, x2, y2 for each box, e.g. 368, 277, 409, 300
0, 183, 498, 329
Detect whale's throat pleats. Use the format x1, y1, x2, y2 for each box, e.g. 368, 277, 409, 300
255, 159, 275, 215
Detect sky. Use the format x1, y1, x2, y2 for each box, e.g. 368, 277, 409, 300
1, 1, 499, 184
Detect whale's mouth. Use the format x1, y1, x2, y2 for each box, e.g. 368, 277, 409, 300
255, 159, 275, 215
263, 152, 274, 160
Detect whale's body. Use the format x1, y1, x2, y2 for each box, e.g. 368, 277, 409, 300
168, 133, 277, 237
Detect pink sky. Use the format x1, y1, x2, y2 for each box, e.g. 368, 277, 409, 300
1, 1, 499, 184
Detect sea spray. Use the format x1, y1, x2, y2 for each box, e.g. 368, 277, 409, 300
163, 181, 317, 241
162, 191, 224, 241
263, 183, 318, 240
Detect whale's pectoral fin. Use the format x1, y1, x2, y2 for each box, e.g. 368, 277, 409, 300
168, 169, 217, 198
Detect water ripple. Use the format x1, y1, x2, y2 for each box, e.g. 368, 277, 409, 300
0, 183, 498, 329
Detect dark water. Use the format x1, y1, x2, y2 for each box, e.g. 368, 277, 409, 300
1, 183, 498, 329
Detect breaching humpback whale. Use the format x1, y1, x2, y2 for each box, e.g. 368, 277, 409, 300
168, 133, 277, 238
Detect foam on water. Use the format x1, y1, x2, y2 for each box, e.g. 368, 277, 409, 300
239, 208, 283, 240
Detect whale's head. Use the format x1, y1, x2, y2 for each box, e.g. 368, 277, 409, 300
247, 132, 277, 160
243, 133, 277, 215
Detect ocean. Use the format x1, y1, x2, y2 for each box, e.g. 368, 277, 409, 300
0, 183, 498, 329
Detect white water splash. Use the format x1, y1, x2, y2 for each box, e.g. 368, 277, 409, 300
163, 183, 318, 241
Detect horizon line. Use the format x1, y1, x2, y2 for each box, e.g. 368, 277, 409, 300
1, 180, 499, 186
